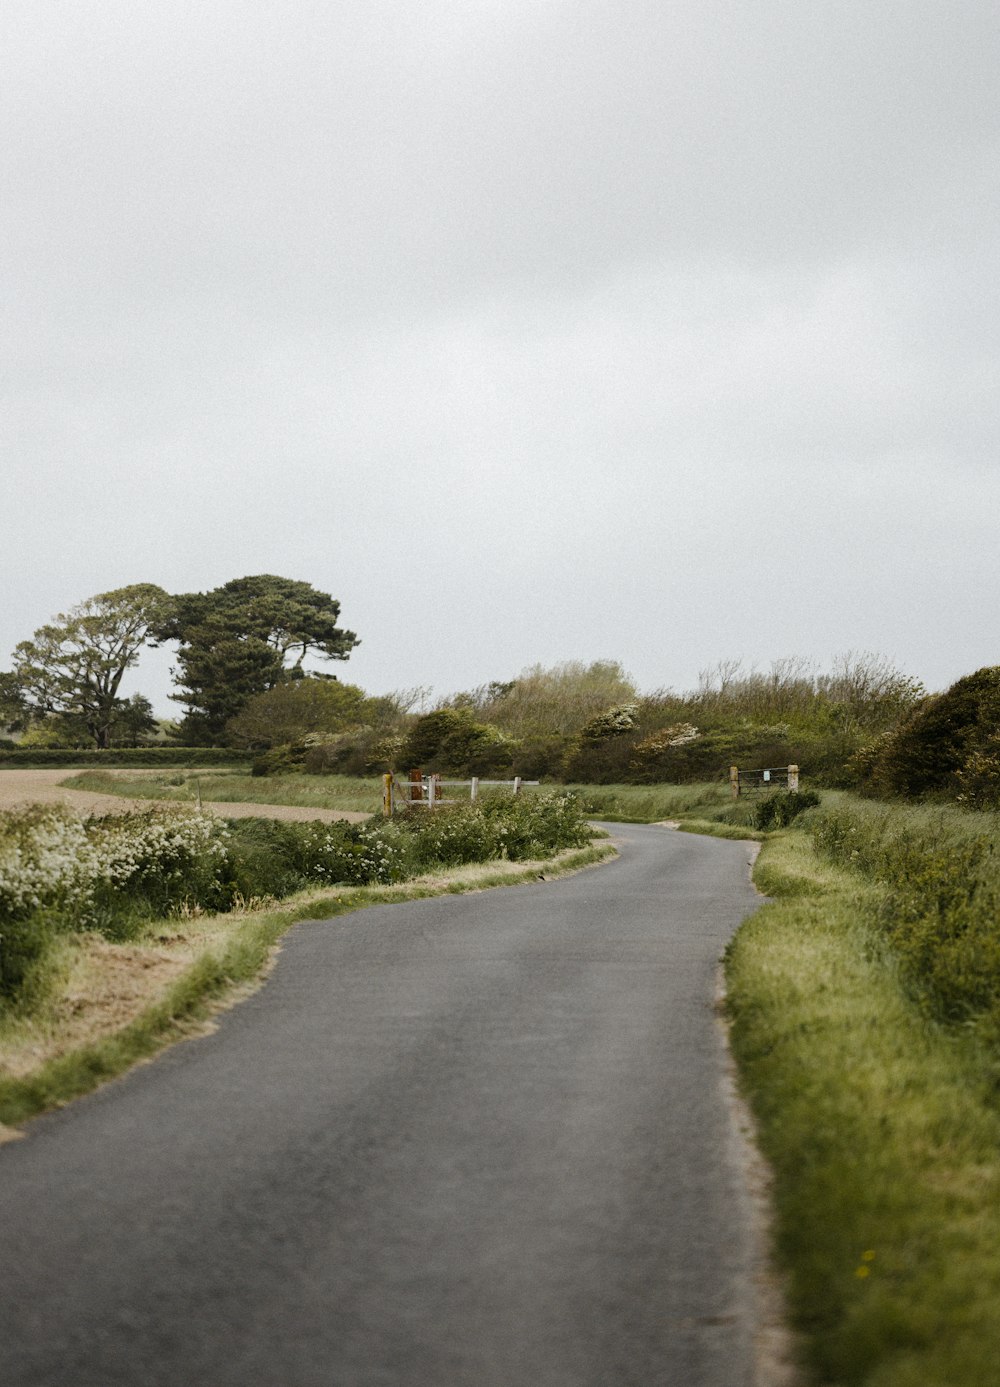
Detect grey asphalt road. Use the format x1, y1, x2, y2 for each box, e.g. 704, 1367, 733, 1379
1, 823, 765, 1387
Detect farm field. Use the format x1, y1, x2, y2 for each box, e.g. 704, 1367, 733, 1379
0, 769, 370, 823
59, 768, 746, 825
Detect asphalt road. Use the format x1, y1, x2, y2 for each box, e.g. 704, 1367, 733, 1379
1, 823, 765, 1387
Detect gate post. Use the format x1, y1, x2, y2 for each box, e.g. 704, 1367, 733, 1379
730, 765, 740, 800
383, 773, 394, 817
409, 769, 424, 803
788, 764, 800, 793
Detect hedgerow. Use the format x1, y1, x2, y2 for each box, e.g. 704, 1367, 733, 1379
0, 793, 592, 1011
811, 800, 1000, 1028
0, 747, 253, 769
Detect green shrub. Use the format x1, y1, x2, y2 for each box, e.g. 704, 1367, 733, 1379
751, 788, 820, 830
0, 806, 233, 1002
857, 667, 1000, 800
400, 708, 515, 776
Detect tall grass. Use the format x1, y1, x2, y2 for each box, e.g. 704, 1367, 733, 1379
811, 799, 1000, 1031
564, 781, 735, 821
727, 819, 1000, 1385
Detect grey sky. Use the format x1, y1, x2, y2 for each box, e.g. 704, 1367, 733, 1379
3, 1, 998, 713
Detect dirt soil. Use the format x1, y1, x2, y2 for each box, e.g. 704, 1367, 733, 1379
0, 769, 369, 822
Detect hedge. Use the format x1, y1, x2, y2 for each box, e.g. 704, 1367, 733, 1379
0, 748, 254, 769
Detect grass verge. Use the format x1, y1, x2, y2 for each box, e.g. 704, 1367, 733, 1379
0, 840, 615, 1134
726, 825, 1000, 1385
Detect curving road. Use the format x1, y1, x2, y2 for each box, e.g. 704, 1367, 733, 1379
1, 823, 766, 1387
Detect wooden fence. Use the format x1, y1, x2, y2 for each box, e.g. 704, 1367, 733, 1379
382, 771, 539, 815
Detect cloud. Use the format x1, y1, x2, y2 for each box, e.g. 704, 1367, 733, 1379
2, 1, 998, 708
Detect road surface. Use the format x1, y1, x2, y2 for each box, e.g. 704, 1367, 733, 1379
1, 823, 767, 1386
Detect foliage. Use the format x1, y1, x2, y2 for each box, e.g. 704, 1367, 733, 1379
749, 787, 820, 830
460, 661, 639, 739
154, 574, 359, 744
400, 707, 516, 776
955, 738, 1000, 811
0, 671, 29, 733
854, 666, 1000, 802
226, 678, 369, 750
811, 798, 1000, 1027
17, 721, 77, 749
0, 792, 593, 1011
558, 653, 922, 786
0, 806, 230, 1001
109, 694, 159, 747
578, 702, 639, 742
10, 584, 170, 749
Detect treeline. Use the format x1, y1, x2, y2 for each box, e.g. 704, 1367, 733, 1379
7, 578, 995, 804
231, 654, 929, 791
0, 575, 357, 750
391, 655, 924, 787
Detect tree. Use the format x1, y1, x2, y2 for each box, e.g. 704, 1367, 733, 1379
225, 678, 369, 750
0, 672, 29, 734
11, 585, 170, 749
110, 694, 158, 747
154, 575, 359, 745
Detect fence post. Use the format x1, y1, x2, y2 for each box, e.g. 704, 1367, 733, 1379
788, 764, 800, 793
383, 773, 393, 817
428, 773, 439, 809
730, 765, 740, 800
409, 769, 424, 803
513, 776, 522, 796
470, 776, 479, 802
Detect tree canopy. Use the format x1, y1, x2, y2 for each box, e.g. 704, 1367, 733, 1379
225, 678, 369, 750
154, 575, 359, 744
11, 584, 170, 748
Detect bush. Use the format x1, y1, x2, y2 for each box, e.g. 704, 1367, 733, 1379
225, 679, 370, 750
400, 708, 515, 776
857, 667, 1000, 800
0, 806, 232, 1001
750, 788, 820, 830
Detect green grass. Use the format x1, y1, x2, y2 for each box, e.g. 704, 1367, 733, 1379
66, 771, 748, 826
564, 780, 737, 821
727, 823, 1000, 1385
0, 841, 616, 1128
63, 769, 385, 814
63, 770, 822, 835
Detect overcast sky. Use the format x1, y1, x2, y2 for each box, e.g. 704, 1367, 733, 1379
3, 1, 998, 714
